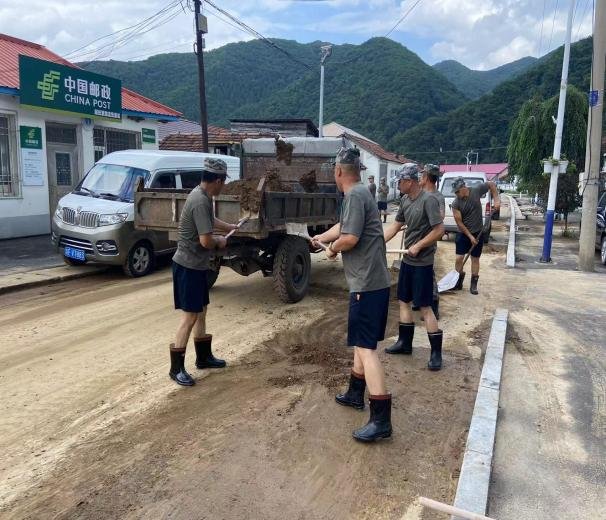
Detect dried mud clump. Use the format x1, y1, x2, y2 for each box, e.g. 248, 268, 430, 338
275, 138, 294, 165
222, 169, 291, 213
299, 170, 319, 193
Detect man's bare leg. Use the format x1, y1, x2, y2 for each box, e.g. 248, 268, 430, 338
420, 306, 438, 333
175, 311, 198, 349
356, 348, 387, 395
399, 300, 413, 323
471, 257, 480, 276
192, 307, 207, 338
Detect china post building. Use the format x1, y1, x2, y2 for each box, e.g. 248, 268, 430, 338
0, 33, 181, 239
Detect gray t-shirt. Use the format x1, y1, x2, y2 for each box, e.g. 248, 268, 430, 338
368, 183, 377, 199
395, 191, 443, 266
428, 189, 445, 216
378, 184, 389, 202
172, 186, 214, 270
452, 182, 489, 235
339, 184, 391, 293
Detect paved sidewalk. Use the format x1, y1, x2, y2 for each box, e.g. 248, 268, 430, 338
0, 234, 107, 294
488, 216, 606, 519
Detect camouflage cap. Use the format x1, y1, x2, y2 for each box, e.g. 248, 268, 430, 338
203, 157, 228, 176
423, 163, 441, 176
335, 146, 361, 166
452, 176, 467, 192
395, 163, 419, 181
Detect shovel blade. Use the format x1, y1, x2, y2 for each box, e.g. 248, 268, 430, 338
438, 270, 460, 293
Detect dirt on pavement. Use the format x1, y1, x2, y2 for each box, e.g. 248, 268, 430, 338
0, 229, 510, 519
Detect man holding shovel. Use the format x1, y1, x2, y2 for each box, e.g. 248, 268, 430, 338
383, 164, 445, 371
450, 177, 500, 295
169, 158, 237, 386
312, 147, 392, 442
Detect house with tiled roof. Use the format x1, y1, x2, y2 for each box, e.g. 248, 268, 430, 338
322, 121, 415, 200
0, 33, 181, 239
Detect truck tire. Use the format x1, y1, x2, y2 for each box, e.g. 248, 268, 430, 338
207, 258, 221, 289
272, 236, 311, 303
123, 241, 154, 277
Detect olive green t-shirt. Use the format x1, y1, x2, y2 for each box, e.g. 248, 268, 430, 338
452, 182, 489, 235
339, 184, 391, 293
395, 191, 442, 267
172, 186, 214, 270
429, 190, 445, 216
378, 184, 389, 202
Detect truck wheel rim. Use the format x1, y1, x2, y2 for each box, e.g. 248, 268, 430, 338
133, 247, 150, 272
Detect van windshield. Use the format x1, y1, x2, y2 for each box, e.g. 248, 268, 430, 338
76, 163, 150, 202
441, 177, 486, 197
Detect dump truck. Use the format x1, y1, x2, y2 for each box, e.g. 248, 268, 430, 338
134, 137, 344, 303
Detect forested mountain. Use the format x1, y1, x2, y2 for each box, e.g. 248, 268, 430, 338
391, 38, 594, 164
433, 56, 538, 99
82, 37, 467, 144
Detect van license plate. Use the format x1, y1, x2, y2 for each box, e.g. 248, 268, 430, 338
64, 246, 86, 261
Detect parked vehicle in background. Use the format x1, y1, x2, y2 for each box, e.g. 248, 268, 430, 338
51, 150, 240, 277
439, 171, 494, 239
596, 191, 606, 265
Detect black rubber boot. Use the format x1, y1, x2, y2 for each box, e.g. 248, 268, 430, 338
431, 298, 440, 320
427, 330, 443, 371
470, 275, 479, 295
335, 370, 366, 410
385, 322, 414, 354
169, 345, 195, 386
352, 395, 392, 442
195, 335, 226, 369
454, 271, 466, 290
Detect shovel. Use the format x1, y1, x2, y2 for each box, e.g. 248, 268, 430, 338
225, 216, 249, 239
286, 222, 329, 250
437, 232, 482, 293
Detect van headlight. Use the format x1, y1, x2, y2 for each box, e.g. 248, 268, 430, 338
98, 213, 128, 226
54, 204, 63, 221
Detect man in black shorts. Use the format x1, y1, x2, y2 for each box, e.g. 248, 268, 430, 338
451, 177, 500, 295
384, 164, 445, 370
169, 158, 237, 386
420, 164, 445, 319
313, 147, 392, 442
378, 177, 389, 223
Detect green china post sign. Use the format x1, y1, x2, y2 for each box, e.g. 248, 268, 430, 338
20, 126, 42, 149
19, 55, 122, 121
142, 128, 156, 144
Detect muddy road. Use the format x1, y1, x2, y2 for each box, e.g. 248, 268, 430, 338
0, 233, 509, 519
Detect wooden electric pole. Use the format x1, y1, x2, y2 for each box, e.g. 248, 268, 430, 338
579, 0, 606, 270
194, 0, 209, 153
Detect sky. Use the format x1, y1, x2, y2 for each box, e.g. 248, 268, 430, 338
0, 0, 595, 71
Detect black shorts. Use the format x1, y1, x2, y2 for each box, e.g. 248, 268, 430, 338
456, 232, 484, 258
172, 261, 210, 313
347, 287, 390, 350
397, 263, 434, 308
378, 201, 388, 211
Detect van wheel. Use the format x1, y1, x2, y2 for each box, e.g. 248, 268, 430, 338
63, 256, 87, 266
123, 242, 154, 277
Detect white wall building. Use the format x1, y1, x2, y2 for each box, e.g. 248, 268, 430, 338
0, 34, 180, 239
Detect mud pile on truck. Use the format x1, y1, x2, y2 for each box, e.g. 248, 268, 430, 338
222, 169, 291, 213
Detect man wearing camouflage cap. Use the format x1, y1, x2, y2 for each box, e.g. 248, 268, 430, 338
450, 176, 500, 295
169, 158, 238, 386
419, 164, 445, 319
312, 147, 393, 442
384, 163, 445, 371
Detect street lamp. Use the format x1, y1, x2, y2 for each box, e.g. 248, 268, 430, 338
318, 44, 332, 138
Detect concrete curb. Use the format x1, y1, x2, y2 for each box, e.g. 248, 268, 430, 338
0, 266, 109, 295
451, 308, 508, 520
506, 196, 517, 267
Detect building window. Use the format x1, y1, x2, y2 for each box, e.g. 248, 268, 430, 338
46, 124, 76, 144
93, 127, 141, 161
0, 114, 19, 198
55, 152, 72, 186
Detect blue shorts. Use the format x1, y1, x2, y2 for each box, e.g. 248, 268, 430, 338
347, 287, 390, 350
456, 232, 484, 257
397, 263, 434, 308
172, 261, 210, 313
378, 201, 388, 211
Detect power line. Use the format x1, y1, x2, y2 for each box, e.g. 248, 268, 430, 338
548, 0, 560, 52
403, 145, 509, 156
385, 0, 424, 38
538, 0, 548, 56
203, 0, 314, 71
575, 0, 591, 40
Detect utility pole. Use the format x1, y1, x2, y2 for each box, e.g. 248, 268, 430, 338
540, 0, 576, 263
194, 0, 209, 152
579, 0, 606, 271
318, 44, 332, 138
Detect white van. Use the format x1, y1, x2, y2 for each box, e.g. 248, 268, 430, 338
51, 150, 240, 277
439, 171, 494, 239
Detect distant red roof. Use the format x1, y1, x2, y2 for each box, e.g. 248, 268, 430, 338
440, 163, 509, 180
160, 127, 275, 151
344, 133, 412, 164
0, 33, 180, 119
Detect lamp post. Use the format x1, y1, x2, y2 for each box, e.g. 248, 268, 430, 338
318, 44, 332, 138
